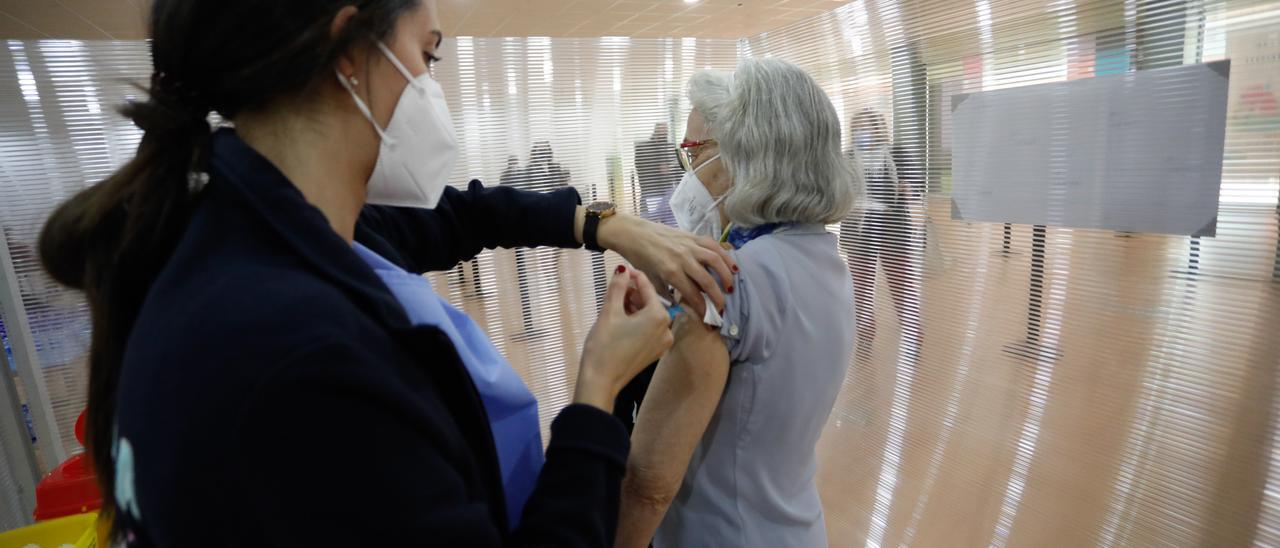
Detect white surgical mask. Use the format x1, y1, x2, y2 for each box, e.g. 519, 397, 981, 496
669, 154, 728, 239
854, 131, 874, 151
336, 41, 458, 209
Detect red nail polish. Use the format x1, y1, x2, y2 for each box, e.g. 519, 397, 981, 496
616, 265, 626, 275
728, 285, 735, 294
732, 265, 739, 273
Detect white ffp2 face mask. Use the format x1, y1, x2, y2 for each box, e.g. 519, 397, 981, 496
336, 41, 458, 209
669, 154, 728, 239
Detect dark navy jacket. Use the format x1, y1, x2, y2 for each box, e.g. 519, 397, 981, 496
113, 129, 629, 546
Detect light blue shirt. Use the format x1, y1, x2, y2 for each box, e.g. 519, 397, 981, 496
353, 243, 543, 528
654, 224, 857, 548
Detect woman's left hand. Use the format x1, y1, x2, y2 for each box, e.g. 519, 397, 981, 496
597, 213, 738, 318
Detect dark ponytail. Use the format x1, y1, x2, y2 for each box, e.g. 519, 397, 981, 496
37, 0, 419, 531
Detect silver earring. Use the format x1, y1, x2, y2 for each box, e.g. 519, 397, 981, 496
348, 75, 359, 86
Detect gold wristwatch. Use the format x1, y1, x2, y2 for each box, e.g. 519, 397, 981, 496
583, 201, 617, 252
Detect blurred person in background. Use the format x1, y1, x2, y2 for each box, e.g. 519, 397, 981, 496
501, 153, 538, 333
500, 154, 522, 186
527, 141, 570, 189
839, 109, 925, 365
616, 58, 860, 548
36, 0, 736, 545
517, 142, 571, 338
635, 122, 681, 226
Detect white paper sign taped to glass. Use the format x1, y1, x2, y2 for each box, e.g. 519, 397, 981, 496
949, 60, 1229, 236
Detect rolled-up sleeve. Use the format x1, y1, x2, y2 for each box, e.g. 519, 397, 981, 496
717, 248, 785, 364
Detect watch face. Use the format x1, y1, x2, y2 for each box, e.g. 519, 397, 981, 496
587, 201, 616, 215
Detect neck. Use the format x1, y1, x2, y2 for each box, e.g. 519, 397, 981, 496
236, 102, 375, 243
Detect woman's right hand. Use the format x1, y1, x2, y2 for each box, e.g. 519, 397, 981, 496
574, 265, 674, 412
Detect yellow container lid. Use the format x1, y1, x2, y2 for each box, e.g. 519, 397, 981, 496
0, 511, 99, 548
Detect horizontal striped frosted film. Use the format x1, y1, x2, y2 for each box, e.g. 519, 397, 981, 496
2, 1, 1278, 543
746, 0, 1279, 545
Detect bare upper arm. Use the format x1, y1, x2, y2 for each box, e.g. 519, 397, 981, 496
627, 312, 731, 500
616, 307, 734, 548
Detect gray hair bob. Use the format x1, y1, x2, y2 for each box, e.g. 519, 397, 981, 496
687, 57, 858, 227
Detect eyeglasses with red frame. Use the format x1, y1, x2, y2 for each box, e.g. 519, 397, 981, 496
676, 138, 717, 172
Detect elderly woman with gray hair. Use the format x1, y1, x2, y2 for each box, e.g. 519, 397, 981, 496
616, 58, 859, 548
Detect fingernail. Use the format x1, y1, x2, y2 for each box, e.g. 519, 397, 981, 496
732, 265, 739, 273
728, 285, 735, 294
616, 265, 626, 275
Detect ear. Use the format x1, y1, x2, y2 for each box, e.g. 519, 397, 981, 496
330, 5, 361, 79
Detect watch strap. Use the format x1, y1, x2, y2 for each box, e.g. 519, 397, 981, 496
584, 213, 606, 253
